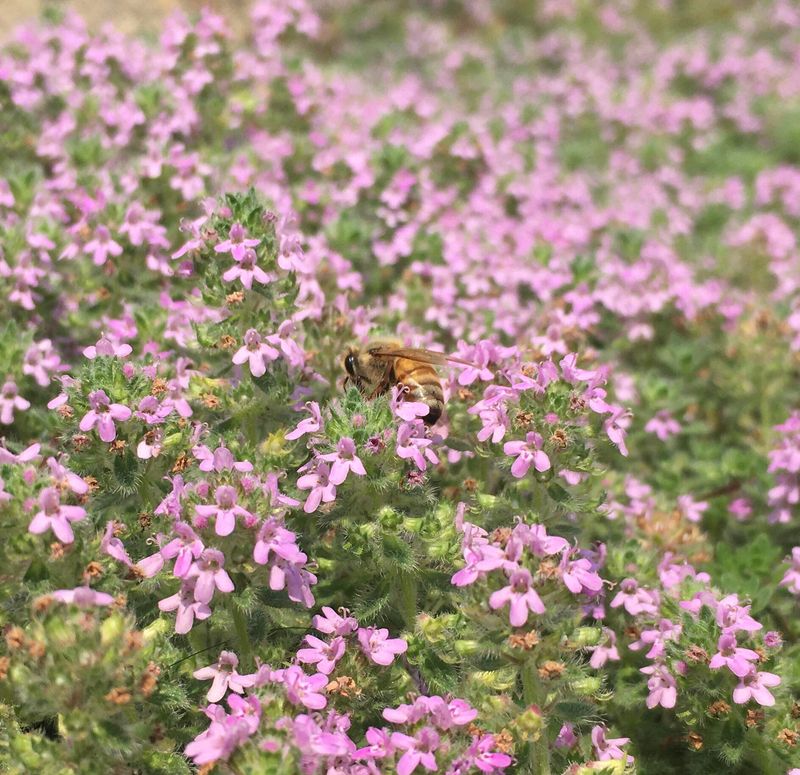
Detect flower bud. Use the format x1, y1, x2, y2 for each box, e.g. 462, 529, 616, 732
569, 675, 602, 695
453, 639, 482, 657
570, 626, 602, 647
101, 614, 126, 646
514, 704, 543, 740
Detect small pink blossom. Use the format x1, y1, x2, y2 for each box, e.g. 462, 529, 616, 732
78, 389, 131, 442
503, 432, 550, 477
232, 328, 279, 377
28, 487, 86, 544
193, 651, 255, 702
357, 626, 408, 666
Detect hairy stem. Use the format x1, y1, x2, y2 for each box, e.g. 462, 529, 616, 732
522, 662, 551, 775
231, 605, 253, 667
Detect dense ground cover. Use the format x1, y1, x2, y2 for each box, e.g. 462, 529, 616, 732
1, 1, 800, 772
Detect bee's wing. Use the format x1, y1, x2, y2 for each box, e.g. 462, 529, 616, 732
368, 346, 480, 369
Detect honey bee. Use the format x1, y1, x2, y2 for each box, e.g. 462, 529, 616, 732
342, 339, 474, 425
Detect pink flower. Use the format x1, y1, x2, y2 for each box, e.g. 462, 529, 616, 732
313, 606, 358, 636
465, 735, 513, 772
85, 225, 122, 266
297, 461, 337, 513
715, 595, 762, 633
190, 548, 235, 604
51, 586, 114, 607
158, 580, 212, 634
78, 389, 132, 442
610, 578, 659, 616
193, 444, 253, 473
555, 723, 578, 749
321, 437, 366, 485
644, 410, 681, 441
215, 222, 260, 261
46, 457, 88, 495
357, 626, 408, 666
732, 667, 781, 707
297, 635, 346, 675
780, 547, 800, 595
193, 651, 255, 702
560, 552, 604, 595
0, 381, 29, 425
82, 334, 132, 359
396, 421, 439, 471
285, 401, 323, 440
195, 485, 253, 536
709, 631, 760, 677
253, 518, 306, 566
266, 320, 306, 370
28, 487, 86, 544
604, 407, 631, 457
503, 432, 550, 477
232, 329, 279, 377
356, 727, 395, 760
591, 725, 632, 762
101, 521, 133, 566
641, 664, 677, 709
489, 568, 545, 626
391, 727, 440, 775
222, 247, 271, 289
588, 627, 620, 669
281, 665, 328, 710
677, 494, 709, 523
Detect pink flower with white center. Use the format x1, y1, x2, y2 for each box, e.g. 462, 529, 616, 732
51, 586, 114, 607
591, 725, 632, 762
159, 580, 212, 634
357, 626, 408, 666
222, 247, 272, 289
85, 225, 123, 266
391, 727, 441, 775
641, 664, 677, 709
281, 665, 328, 710
297, 461, 337, 513
780, 547, 800, 595
193, 651, 255, 702
82, 334, 132, 359
715, 594, 762, 632
732, 667, 781, 706
396, 421, 439, 471
28, 487, 86, 544
0, 381, 29, 425
588, 627, 620, 668
489, 567, 545, 626
321, 437, 366, 485
214, 222, 260, 261
135, 396, 170, 425
709, 631, 760, 678
610, 578, 660, 616
79, 389, 132, 442
190, 548, 235, 604
266, 320, 306, 370
232, 328, 279, 378
46, 457, 88, 495
644, 409, 682, 441
313, 606, 358, 636
503, 432, 550, 477
677, 494, 709, 523
195, 485, 253, 536
285, 401, 323, 440
297, 635, 346, 675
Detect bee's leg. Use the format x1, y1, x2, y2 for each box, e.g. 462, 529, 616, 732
367, 364, 393, 399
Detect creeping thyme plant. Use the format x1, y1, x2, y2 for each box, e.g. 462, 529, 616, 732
2, 1, 800, 773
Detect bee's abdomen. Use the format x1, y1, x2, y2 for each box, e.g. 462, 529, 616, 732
401, 361, 444, 425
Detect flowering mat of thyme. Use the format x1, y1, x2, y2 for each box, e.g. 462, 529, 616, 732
1, 2, 800, 773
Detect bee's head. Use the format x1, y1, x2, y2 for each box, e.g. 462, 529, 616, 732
343, 349, 358, 378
